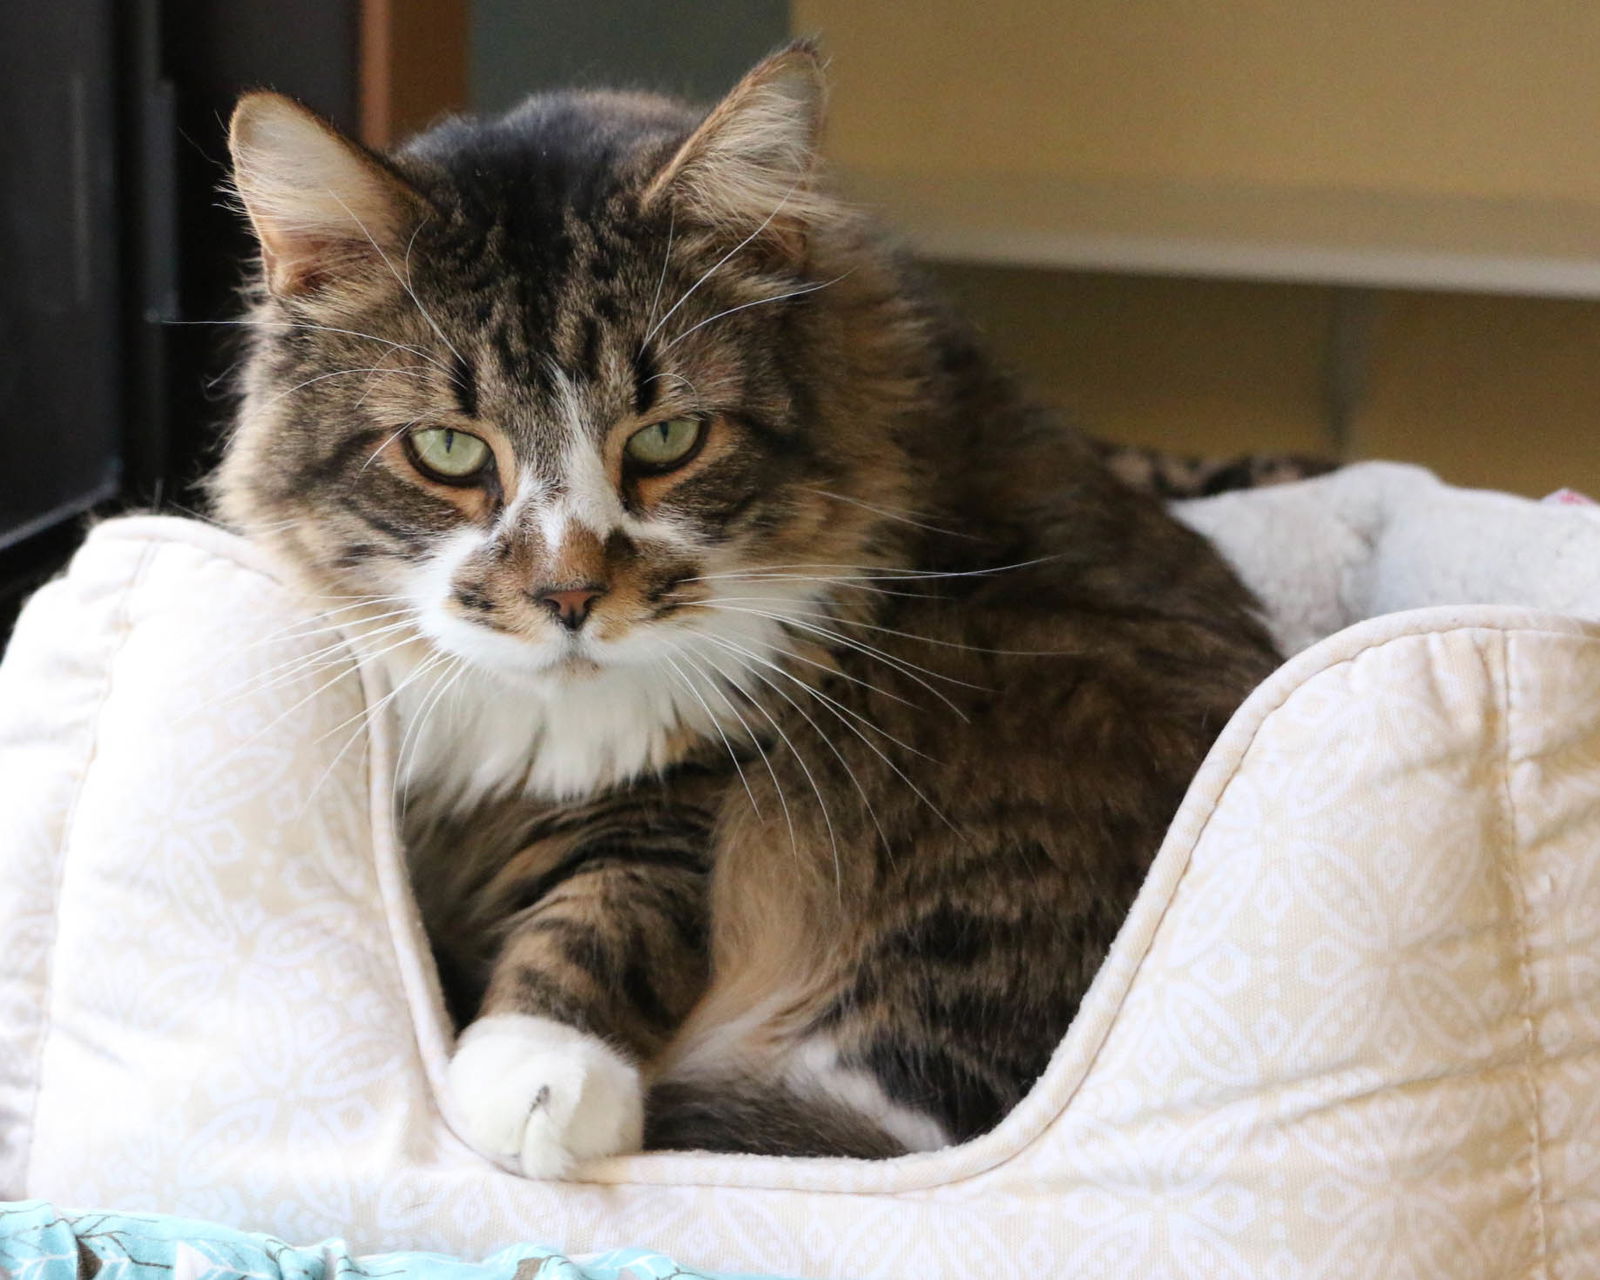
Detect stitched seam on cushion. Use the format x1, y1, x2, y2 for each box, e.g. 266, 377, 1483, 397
902, 620, 1600, 1197
353, 644, 466, 1142
588, 619, 1600, 1195
21, 540, 160, 1187
90, 531, 475, 1144
1496, 631, 1551, 1278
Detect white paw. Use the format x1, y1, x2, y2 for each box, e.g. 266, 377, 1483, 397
446, 1013, 644, 1178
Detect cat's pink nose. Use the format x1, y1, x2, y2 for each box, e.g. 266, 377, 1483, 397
535, 585, 605, 632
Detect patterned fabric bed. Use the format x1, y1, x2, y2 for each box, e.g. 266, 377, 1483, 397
2, 462, 1599, 1278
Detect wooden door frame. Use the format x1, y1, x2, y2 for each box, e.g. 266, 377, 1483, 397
360, 0, 470, 149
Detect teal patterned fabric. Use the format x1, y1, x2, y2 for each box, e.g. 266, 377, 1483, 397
0, 1203, 796, 1280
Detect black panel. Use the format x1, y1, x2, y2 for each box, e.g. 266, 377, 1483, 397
157, 0, 361, 508
0, 0, 123, 549
473, 0, 790, 109
0, 0, 360, 646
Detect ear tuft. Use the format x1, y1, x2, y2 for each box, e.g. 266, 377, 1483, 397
229, 92, 423, 297
644, 42, 828, 245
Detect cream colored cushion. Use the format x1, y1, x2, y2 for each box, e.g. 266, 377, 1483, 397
2, 463, 1599, 1277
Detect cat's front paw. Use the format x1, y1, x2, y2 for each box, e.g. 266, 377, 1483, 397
446, 1012, 644, 1178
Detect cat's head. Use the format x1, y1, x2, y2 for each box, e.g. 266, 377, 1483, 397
214, 46, 923, 746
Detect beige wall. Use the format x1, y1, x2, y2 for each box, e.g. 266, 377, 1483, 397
935, 266, 1600, 497
1362, 291, 1600, 495
796, 0, 1600, 204
930, 266, 1330, 456
797, 2, 1600, 497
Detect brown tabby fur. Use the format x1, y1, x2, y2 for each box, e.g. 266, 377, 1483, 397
214, 44, 1289, 1158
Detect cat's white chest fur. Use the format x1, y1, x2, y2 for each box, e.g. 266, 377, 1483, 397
360, 566, 811, 809
373, 645, 708, 807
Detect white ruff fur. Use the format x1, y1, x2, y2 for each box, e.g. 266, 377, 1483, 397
360, 525, 820, 810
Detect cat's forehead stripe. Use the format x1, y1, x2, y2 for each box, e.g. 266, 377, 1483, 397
632, 345, 659, 416
452, 352, 478, 418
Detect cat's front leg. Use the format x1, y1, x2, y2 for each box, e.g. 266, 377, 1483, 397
446, 827, 710, 1177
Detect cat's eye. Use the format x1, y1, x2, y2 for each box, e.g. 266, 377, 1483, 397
624, 417, 705, 472
408, 427, 491, 482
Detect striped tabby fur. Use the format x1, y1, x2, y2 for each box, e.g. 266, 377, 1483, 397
214, 43, 1286, 1173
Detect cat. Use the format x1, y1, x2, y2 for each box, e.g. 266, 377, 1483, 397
213, 41, 1286, 1176
1090, 439, 1335, 500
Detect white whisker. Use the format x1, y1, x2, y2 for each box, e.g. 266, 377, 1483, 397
639, 370, 705, 411
663, 271, 851, 351
804, 487, 978, 541
685, 642, 800, 859
165, 318, 458, 380
296, 647, 449, 818
705, 631, 953, 850
397, 654, 469, 812
641, 175, 804, 350
692, 637, 844, 892
660, 646, 762, 820
705, 631, 926, 764
206, 626, 421, 765
191, 618, 414, 722
243, 603, 417, 652
645, 207, 676, 335
712, 633, 932, 760
714, 600, 1065, 658
255, 364, 433, 414
329, 190, 468, 369
710, 578, 936, 599
694, 602, 981, 712
361, 419, 425, 471
683, 555, 1058, 583
687, 614, 922, 711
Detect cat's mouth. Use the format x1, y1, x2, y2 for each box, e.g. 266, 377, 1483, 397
551, 649, 604, 678
417, 594, 690, 689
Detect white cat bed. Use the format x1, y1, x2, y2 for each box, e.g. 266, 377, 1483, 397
3, 461, 1600, 1278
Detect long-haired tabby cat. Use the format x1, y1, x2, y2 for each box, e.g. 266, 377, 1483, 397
214, 43, 1287, 1175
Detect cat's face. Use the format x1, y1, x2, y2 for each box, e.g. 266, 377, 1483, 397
228, 196, 829, 691
217, 51, 907, 716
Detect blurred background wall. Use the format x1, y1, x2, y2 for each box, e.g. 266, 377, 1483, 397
6, 0, 1600, 635
471, 0, 1600, 497
791, 0, 1600, 496
473, 0, 785, 110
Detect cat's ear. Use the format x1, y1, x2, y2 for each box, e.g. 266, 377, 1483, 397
643, 41, 826, 252
229, 92, 425, 297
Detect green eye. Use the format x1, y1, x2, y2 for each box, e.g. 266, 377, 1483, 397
624, 417, 704, 471
409, 427, 491, 481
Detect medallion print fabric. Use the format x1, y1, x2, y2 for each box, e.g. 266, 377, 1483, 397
3, 462, 1600, 1277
